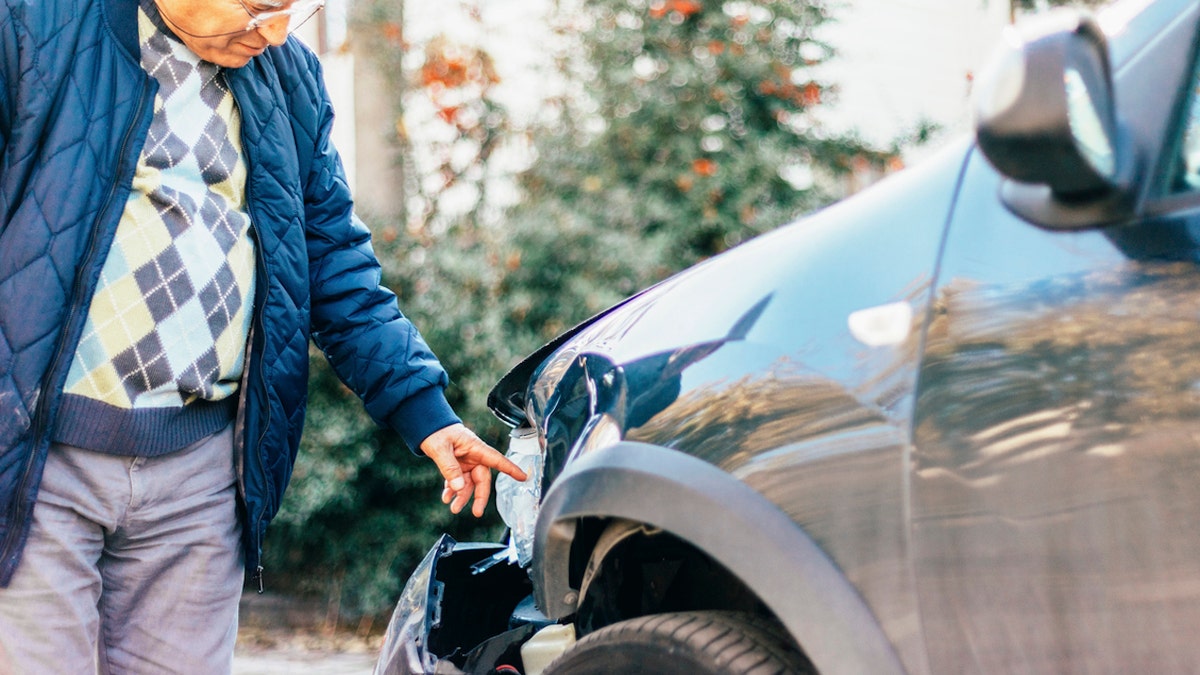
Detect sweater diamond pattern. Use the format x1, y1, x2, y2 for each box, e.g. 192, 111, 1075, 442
61, 9, 256, 409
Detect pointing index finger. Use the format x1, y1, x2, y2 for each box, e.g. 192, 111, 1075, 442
490, 451, 528, 481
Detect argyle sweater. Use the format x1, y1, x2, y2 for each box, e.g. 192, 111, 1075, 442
51, 3, 257, 456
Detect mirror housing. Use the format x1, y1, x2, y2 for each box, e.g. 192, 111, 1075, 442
974, 10, 1137, 229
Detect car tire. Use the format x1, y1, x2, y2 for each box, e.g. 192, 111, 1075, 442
541, 610, 815, 675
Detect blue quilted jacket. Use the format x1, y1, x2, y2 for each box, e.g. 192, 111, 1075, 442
0, 0, 460, 587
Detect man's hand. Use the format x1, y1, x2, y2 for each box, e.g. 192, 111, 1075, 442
419, 423, 528, 517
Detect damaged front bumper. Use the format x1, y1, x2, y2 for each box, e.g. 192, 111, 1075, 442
374, 534, 551, 675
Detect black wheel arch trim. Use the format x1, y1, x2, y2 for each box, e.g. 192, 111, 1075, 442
531, 441, 907, 675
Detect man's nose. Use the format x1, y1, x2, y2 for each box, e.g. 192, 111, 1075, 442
256, 16, 289, 46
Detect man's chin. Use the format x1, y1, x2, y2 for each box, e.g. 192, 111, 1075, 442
176, 35, 263, 69
190, 43, 265, 69
206, 53, 256, 69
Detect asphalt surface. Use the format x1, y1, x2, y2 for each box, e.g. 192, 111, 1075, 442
234, 593, 381, 674
233, 650, 377, 674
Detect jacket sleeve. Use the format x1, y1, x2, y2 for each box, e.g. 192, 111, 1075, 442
297, 54, 460, 452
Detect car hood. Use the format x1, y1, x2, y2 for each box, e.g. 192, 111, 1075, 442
488, 138, 975, 429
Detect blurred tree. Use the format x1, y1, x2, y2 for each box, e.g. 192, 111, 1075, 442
260, 0, 516, 618
508, 0, 900, 278
267, 0, 903, 620
483, 0, 908, 403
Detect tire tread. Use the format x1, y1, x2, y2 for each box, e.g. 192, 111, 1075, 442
543, 610, 815, 675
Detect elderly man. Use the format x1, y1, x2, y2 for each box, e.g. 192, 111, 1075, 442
0, 0, 525, 671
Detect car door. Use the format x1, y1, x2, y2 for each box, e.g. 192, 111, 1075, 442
911, 1, 1200, 672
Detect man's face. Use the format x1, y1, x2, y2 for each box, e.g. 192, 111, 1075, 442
153, 0, 291, 68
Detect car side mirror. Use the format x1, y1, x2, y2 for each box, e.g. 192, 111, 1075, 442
974, 10, 1137, 230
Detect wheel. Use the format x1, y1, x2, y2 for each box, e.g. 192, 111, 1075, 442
542, 611, 815, 675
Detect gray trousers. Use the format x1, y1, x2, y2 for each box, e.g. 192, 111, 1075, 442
0, 426, 243, 674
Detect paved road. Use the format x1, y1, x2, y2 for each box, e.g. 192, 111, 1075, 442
233, 649, 376, 674
234, 594, 380, 674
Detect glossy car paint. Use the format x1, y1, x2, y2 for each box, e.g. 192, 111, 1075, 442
913, 147, 1200, 675
911, 2, 1200, 671
518, 143, 969, 674
507, 3, 1200, 673
382, 0, 1200, 672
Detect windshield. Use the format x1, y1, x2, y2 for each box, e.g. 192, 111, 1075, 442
1101, 0, 1191, 67
1099, 0, 1157, 33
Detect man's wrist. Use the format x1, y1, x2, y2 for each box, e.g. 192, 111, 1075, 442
387, 387, 460, 454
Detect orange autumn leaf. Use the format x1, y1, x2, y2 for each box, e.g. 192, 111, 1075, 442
802, 82, 822, 106
651, 0, 701, 19
671, 0, 702, 17
421, 56, 469, 89
692, 158, 718, 177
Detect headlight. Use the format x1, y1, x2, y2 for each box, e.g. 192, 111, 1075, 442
577, 413, 622, 456
495, 426, 543, 566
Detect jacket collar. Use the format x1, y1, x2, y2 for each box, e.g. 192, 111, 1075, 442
104, 0, 142, 62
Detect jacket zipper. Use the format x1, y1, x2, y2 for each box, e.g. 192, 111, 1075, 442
243, 159, 272, 594
249, 254, 269, 594
248, 289, 269, 594
1, 78, 153, 569
222, 68, 272, 594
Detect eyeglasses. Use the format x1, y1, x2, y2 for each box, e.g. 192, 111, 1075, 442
157, 0, 326, 39
241, 0, 325, 35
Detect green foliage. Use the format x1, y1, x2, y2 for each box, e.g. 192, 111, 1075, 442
515, 0, 897, 273
260, 349, 504, 618
269, 0, 898, 620
260, 0, 517, 618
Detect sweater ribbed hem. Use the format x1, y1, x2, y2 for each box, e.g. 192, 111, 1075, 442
52, 394, 236, 457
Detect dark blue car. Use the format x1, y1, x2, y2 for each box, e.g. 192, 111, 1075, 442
377, 0, 1200, 672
